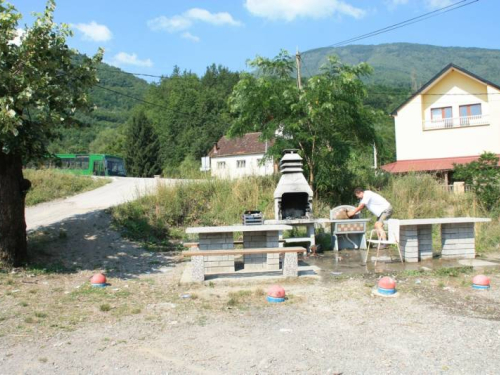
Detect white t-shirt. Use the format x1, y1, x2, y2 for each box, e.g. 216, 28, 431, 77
360, 190, 391, 217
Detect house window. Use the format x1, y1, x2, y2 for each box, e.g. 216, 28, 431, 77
237, 160, 246, 168
217, 161, 226, 169
431, 107, 453, 128
459, 104, 482, 126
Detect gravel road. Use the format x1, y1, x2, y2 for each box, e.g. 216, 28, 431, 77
25, 177, 178, 231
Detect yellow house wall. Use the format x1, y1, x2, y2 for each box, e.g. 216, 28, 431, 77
394, 70, 500, 161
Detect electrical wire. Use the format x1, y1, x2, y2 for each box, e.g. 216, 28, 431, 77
328, 0, 478, 48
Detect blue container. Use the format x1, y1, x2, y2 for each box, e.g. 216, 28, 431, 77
91, 283, 107, 288
267, 296, 285, 303
377, 287, 396, 295
472, 284, 490, 290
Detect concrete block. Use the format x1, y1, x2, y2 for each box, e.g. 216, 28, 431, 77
283, 252, 298, 277
191, 256, 205, 282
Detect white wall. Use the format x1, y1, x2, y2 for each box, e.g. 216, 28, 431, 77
395, 70, 500, 161
210, 153, 274, 179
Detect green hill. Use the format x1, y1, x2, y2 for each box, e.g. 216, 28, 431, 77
48, 61, 150, 156
302, 43, 500, 88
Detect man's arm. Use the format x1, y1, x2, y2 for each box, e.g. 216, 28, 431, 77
348, 203, 365, 218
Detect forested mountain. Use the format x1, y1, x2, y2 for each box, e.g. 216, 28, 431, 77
47, 43, 500, 173
302, 43, 500, 88
48, 61, 150, 155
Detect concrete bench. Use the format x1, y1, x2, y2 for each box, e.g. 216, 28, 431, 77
391, 217, 491, 262
182, 247, 305, 282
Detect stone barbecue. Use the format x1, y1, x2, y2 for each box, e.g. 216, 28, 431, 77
274, 150, 313, 220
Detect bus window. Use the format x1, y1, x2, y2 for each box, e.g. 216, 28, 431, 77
105, 157, 126, 176
93, 160, 105, 176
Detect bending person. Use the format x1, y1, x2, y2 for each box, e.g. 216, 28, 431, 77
348, 188, 393, 246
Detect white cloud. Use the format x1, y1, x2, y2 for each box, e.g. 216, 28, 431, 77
147, 8, 242, 38
181, 32, 201, 43
147, 15, 192, 33
73, 21, 112, 42
110, 52, 153, 67
425, 0, 453, 9
184, 8, 242, 26
244, 0, 366, 21
386, 0, 455, 9
386, 0, 409, 6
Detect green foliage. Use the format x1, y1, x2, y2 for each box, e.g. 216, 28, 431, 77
111, 176, 331, 245
301, 43, 500, 87
454, 152, 500, 211
48, 63, 149, 156
229, 51, 377, 203
0, 0, 102, 160
142, 64, 240, 170
380, 173, 474, 219
23, 169, 110, 206
124, 110, 161, 177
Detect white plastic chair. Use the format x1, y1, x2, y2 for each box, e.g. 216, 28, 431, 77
366, 219, 403, 265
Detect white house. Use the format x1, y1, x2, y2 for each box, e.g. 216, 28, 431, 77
382, 64, 500, 182
208, 132, 275, 179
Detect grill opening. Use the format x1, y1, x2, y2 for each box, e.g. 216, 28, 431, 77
281, 193, 309, 219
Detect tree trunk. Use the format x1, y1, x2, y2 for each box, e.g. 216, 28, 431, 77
0, 152, 28, 267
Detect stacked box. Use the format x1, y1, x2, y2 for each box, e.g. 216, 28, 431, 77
198, 233, 235, 274
417, 224, 433, 260
441, 223, 475, 259
400, 225, 419, 263
266, 253, 280, 271
243, 231, 280, 270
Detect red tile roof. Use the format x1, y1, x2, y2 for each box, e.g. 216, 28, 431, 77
209, 132, 272, 157
381, 155, 500, 173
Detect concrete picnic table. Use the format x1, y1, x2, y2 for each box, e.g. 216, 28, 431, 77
391, 217, 491, 262
185, 224, 293, 273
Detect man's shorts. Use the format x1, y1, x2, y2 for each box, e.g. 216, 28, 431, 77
376, 206, 393, 223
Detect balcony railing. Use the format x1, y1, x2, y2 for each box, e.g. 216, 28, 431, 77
423, 115, 489, 130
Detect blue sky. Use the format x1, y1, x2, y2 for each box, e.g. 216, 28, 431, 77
14, 0, 499, 80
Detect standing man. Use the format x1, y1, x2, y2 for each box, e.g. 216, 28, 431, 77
348, 188, 393, 244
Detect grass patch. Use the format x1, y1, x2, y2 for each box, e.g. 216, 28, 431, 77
23, 169, 110, 206
100, 304, 112, 312
112, 176, 331, 247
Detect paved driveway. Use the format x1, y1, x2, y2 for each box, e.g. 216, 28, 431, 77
25, 177, 179, 231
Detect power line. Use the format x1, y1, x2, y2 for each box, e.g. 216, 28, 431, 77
97, 66, 164, 79
328, 0, 479, 48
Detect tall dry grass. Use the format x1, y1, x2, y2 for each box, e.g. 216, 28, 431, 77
23, 169, 110, 206
380, 173, 499, 254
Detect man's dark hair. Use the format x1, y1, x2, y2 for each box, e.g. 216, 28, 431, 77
354, 187, 364, 195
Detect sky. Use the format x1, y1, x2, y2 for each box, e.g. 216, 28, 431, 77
14, 0, 499, 81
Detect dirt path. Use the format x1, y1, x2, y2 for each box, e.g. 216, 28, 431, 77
25, 177, 180, 231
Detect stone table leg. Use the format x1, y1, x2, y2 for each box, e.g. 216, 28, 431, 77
400, 225, 419, 262
191, 255, 205, 283
199, 233, 234, 274
417, 224, 433, 260
283, 252, 298, 277
441, 223, 475, 259
243, 231, 280, 270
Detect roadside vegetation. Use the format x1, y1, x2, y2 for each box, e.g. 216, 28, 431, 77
112, 172, 499, 254
24, 169, 110, 206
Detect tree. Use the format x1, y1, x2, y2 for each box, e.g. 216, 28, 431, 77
454, 152, 500, 210
0, 0, 102, 266
228, 50, 377, 202
124, 110, 161, 177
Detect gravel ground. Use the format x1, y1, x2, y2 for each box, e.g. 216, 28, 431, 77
2, 209, 500, 374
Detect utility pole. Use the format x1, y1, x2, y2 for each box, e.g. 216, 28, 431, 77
295, 48, 302, 90
373, 143, 378, 169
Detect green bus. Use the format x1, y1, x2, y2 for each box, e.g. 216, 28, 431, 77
51, 154, 127, 177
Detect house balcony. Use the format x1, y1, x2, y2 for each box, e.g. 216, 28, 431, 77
423, 115, 489, 130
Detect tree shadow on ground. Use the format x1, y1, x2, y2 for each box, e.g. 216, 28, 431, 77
26, 209, 181, 279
